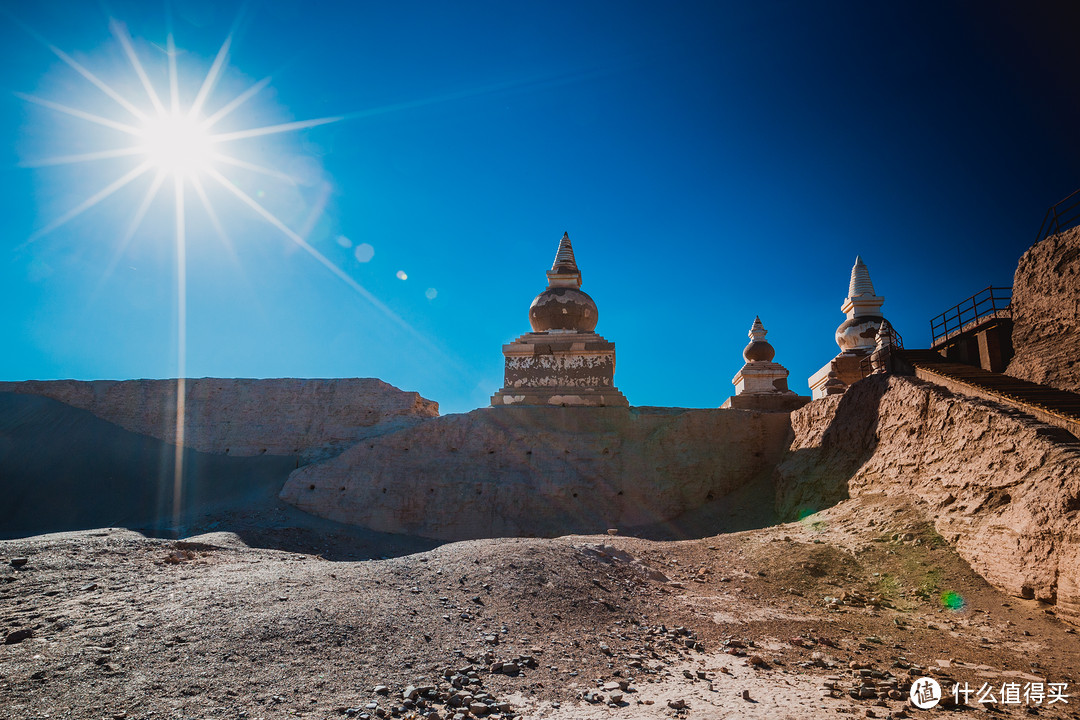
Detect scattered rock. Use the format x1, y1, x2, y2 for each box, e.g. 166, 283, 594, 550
4, 628, 33, 644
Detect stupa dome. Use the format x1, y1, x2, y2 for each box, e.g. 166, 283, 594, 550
742, 316, 776, 362
836, 315, 885, 351
529, 287, 598, 332
527, 232, 599, 333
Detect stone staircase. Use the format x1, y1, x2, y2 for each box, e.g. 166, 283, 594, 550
896, 349, 1080, 439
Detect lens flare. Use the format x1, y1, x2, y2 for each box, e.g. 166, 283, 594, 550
354, 243, 375, 262
940, 590, 965, 611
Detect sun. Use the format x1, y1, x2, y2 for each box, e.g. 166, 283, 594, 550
137, 111, 214, 178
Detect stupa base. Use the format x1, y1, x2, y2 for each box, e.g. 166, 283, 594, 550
490, 386, 629, 407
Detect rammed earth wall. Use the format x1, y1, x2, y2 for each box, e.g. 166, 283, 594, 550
0, 378, 439, 461
280, 405, 792, 540
777, 375, 1080, 623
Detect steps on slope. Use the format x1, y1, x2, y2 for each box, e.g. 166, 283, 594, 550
896, 349, 1080, 439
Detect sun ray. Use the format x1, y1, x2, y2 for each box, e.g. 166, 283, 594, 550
172, 176, 187, 529
47, 43, 147, 122
121, 171, 166, 248
188, 35, 232, 119
205, 167, 409, 327
167, 34, 180, 115
298, 180, 333, 241
206, 167, 463, 368
110, 19, 166, 116
208, 152, 301, 183
90, 170, 167, 300
190, 174, 249, 281
199, 76, 271, 130
208, 116, 343, 143
15, 93, 141, 136
189, 176, 229, 243
189, 174, 264, 320
26, 161, 155, 244
19, 146, 145, 168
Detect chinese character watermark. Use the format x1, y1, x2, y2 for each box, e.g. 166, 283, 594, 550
910, 677, 941, 709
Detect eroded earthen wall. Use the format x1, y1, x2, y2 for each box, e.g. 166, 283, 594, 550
280, 406, 792, 540
777, 375, 1080, 622
1006, 225, 1080, 393
0, 378, 439, 459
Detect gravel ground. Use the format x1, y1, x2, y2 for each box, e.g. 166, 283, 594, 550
2, 495, 1079, 720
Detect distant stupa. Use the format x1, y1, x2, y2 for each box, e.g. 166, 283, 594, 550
721, 317, 810, 411
491, 232, 629, 407
808, 256, 889, 399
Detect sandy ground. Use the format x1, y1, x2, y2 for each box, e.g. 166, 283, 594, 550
3, 495, 1079, 720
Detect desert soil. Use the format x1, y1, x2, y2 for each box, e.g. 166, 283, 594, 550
3, 495, 1079, 720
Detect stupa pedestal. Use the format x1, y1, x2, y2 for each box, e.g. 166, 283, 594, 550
491, 331, 627, 406
491, 232, 628, 407
808, 256, 889, 399
721, 317, 810, 412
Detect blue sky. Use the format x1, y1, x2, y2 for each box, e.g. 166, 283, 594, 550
2, 1, 1078, 414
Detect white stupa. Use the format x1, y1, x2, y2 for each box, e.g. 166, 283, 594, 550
808, 256, 890, 399
722, 317, 810, 411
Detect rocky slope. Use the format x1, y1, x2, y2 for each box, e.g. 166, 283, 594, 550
3, 496, 1079, 720
1006, 225, 1080, 393
281, 406, 792, 541
0, 378, 439, 460
777, 375, 1080, 623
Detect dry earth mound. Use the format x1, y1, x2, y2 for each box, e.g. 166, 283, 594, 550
0, 378, 439, 461
280, 406, 792, 541
1006, 225, 1080, 393
3, 496, 1079, 719
777, 374, 1080, 623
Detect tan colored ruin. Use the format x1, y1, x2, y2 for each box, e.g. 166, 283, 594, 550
490, 232, 629, 407
808, 256, 889, 399
721, 317, 810, 411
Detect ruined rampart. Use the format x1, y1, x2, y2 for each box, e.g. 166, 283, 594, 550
281, 405, 792, 540
1006, 225, 1080, 393
777, 375, 1080, 622
0, 378, 439, 460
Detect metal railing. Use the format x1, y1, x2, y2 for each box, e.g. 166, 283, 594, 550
929, 286, 1012, 347
1036, 187, 1080, 243
859, 326, 904, 378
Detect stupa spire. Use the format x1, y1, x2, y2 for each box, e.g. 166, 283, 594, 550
748, 316, 767, 341
841, 255, 884, 319
848, 255, 876, 298
546, 231, 582, 288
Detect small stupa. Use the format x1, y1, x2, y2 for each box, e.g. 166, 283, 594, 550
490, 232, 629, 407
721, 317, 810, 411
808, 256, 889, 399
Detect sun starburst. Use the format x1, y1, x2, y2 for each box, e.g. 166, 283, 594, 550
18, 18, 364, 526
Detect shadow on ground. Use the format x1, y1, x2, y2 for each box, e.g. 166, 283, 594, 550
0, 392, 440, 561
2, 389, 839, 557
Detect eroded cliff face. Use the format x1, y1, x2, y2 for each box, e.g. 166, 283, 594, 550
0, 378, 439, 460
777, 375, 1080, 621
280, 406, 792, 540
1006, 225, 1080, 393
